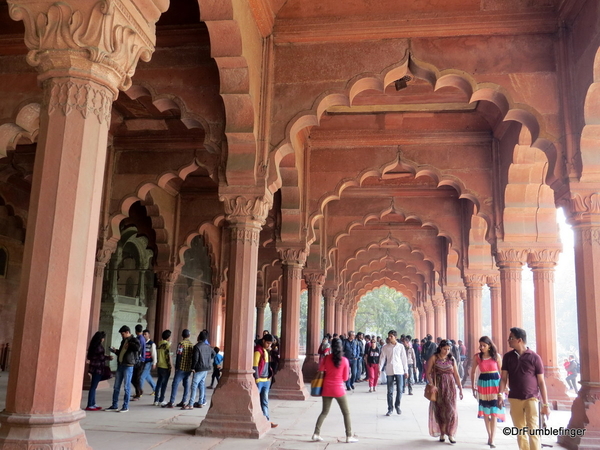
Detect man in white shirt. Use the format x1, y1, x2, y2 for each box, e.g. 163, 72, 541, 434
379, 330, 408, 416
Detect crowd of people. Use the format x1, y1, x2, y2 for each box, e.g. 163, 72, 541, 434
86, 325, 576, 448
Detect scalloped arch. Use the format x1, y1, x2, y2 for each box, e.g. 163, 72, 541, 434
176, 220, 222, 286
0, 102, 40, 157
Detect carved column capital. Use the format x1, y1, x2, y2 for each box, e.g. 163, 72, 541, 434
432, 295, 445, 309
486, 274, 500, 288
96, 243, 116, 266
8, 0, 168, 93
424, 302, 434, 313
443, 290, 461, 306
495, 247, 528, 268
220, 194, 272, 226
278, 245, 308, 266
564, 190, 600, 225
303, 270, 325, 287
464, 273, 487, 288
527, 248, 561, 269
322, 288, 338, 299
157, 269, 179, 285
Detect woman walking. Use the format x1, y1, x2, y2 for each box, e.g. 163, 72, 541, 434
365, 337, 380, 392
85, 331, 112, 411
312, 338, 358, 443
471, 336, 505, 448
426, 339, 463, 444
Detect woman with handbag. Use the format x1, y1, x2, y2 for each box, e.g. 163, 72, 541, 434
471, 336, 505, 448
86, 331, 113, 411
426, 339, 463, 444
311, 338, 358, 443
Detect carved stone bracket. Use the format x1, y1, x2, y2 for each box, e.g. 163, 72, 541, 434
8, 0, 168, 92
322, 288, 338, 299
464, 273, 487, 287
527, 248, 561, 269
303, 270, 325, 286
486, 274, 500, 288
278, 245, 308, 266
220, 194, 272, 226
157, 269, 180, 285
495, 247, 528, 267
565, 190, 600, 224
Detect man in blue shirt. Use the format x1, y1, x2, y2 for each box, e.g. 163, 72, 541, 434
208, 346, 223, 389
343, 331, 360, 391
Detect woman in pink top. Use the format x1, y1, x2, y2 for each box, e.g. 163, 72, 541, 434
312, 338, 357, 443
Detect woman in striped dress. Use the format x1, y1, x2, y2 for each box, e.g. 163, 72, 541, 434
471, 336, 505, 448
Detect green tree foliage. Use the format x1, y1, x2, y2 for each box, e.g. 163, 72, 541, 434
354, 286, 414, 337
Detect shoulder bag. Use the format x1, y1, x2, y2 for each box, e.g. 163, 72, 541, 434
310, 370, 325, 397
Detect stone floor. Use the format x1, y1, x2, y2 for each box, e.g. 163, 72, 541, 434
0, 373, 576, 449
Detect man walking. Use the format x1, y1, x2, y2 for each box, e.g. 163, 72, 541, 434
106, 325, 140, 412
379, 330, 408, 415
162, 329, 193, 408
343, 331, 360, 391
140, 329, 157, 396
253, 333, 278, 428
566, 355, 578, 393
498, 327, 550, 450
154, 329, 172, 406
185, 330, 215, 409
131, 324, 146, 400
402, 337, 416, 395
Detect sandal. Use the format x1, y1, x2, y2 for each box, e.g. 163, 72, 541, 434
439, 436, 445, 442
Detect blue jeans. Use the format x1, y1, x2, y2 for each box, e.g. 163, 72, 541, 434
141, 361, 156, 392
257, 380, 271, 420
87, 372, 102, 408
386, 374, 404, 412
189, 370, 208, 406
111, 365, 134, 409
169, 369, 192, 404
346, 359, 358, 390
155, 367, 171, 403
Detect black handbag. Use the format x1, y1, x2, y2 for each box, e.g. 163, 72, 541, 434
101, 365, 113, 381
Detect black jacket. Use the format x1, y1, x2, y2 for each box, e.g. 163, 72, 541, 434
191, 342, 215, 372
112, 336, 140, 367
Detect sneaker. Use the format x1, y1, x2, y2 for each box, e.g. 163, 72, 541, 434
181, 405, 193, 410
193, 402, 200, 408
385, 411, 392, 416
104, 406, 119, 412
153, 401, 160, 406
162, 402, 174, 408
311, 434, 323, 441
85, 406, 97, 411
270, 422, 278, 428
200, 402, 207, 407
176, 401, 184, 407
118, 408, 129, 413
396, 407, 402, 415
346, 436, 359, 443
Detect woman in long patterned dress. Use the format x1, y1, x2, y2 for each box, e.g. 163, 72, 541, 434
471, 336, 505, 448
426, 339, 463, 444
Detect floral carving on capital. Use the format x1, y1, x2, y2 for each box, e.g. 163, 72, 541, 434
495, 248, 528, 266
278, 247, 308, 266
443, 290, 461, 307
464, 273, 487, 288
567, 192, 600, 223
157, 269, 180, 285
304, 271, 325, 287
220, 195, 271, 226
8, 0, 166, 92
230, 227, 260, 246
486, 274, 500, 288
46, 78, 113, 124
432, 296, 445, 309
323, 288, 338, 299
527, 248, 560, 269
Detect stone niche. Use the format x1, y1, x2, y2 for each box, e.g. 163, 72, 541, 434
100, 227, 153, 369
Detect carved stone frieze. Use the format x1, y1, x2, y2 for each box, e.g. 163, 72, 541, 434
220, 195, 271, 225
432, 295, 445, 309
567, 191, 600, 223
499, 270, 522, 282
230, 226, 260, 246
464, 273, 486, 287
527, 248, 560, 267
8, 0, 167, 92
443, 290, 461, 306
278, 246, 308, 266
45, 78, 113, 124
495, 247, 528, 266
303, 271, 325, 286
532, 270, 555, 282
580, 227, 600, 246
486, 274, 500, 288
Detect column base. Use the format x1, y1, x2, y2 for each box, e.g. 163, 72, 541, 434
544, 369, 572, 411
270, 359, 308, 401
301, 355, 319, 382
558, 383, 600, 449
0, 410, 90, 450
196, 372, 270, 439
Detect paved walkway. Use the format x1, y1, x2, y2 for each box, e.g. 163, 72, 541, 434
0, 374, 574, 449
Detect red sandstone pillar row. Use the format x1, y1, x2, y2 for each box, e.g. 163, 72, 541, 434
487, 275, 503, 349
412, 310, 420, 341
302, 271, 324, 381
323, 288, 337, 335
335, 300, 343, 335
208, 288, 223, 348
425, 303, 434, 337
154, 272, 177, 340
198, 196, 271, 438
527, 249, 571, 410
270, 247, 309, 401
464, 275, 485, 358
444, 291, 460, 341
0, 4, 166, 445
496, 248, 526, 354
419, 307, 426, 339
433, 295, 446, 338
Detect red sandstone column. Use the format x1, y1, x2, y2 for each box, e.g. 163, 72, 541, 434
419, 306, 426, 339
444, 290, 460, 340
208, 288, 223, 348
412, 309, 420, 340
464, 275, 485, 358
302, 271, 324, 381
154, 271, 177, 341
198, 195, 271, 438
559, 196, 600, 448
496, 248, 526, 354
270, 246, 309, 400
323, 288, 337, 335
0, 0, 166, 445
425, 303, 434, 336
433, 294, 446, 338
270, 294, 281, 337
487, 274, 503, 348
335, 299, 343, 334
256, 304, 266, 338
528, 249, 571, 409
87, 251, 112, 342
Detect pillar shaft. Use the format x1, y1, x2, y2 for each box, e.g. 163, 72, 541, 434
487, 276, 502, 349
256, 305, 266, 338
496, 248, 526, 354
208, 289, 222, 348
154, 273, 176, 340
444, 291, 460, 341
270, 300, 280, 337
464, 275, 485, 358
433, 295, 446, 338
425, 304, 434, 337
335, 301, 343, 335
323, 288, 336, 335
528, 251, 570, 409
302, 272, 324, 381
198, 199, 271, 438
419, 308, 426, 339
270, 247, 308, 400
